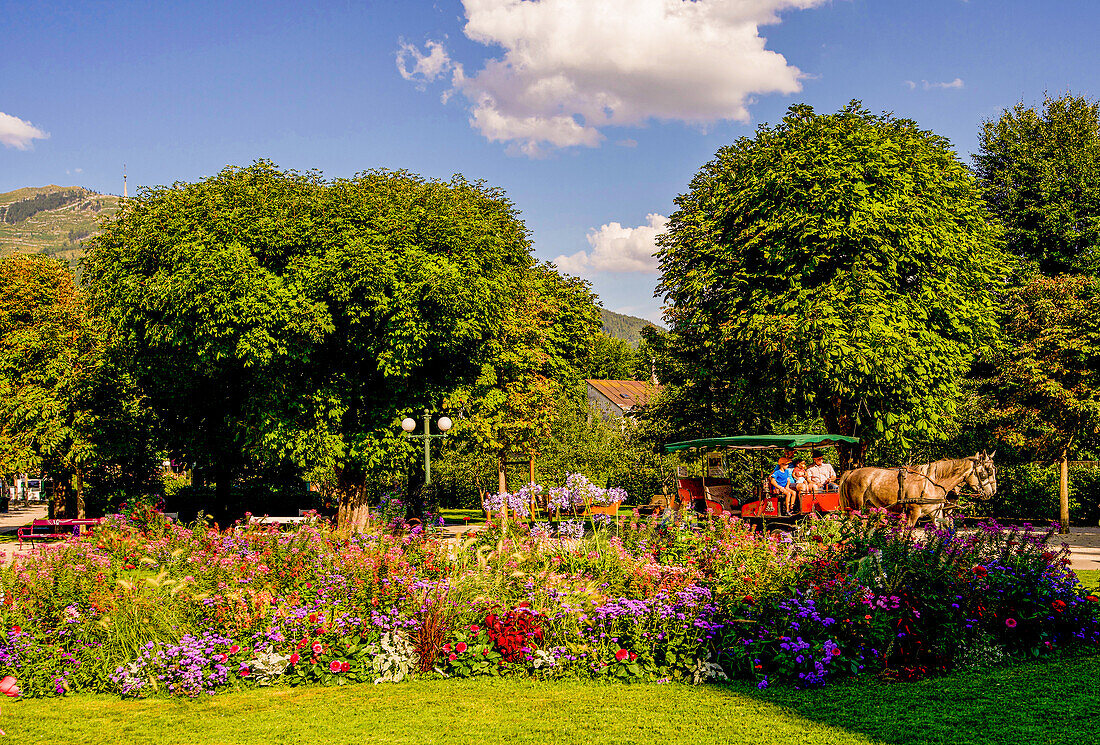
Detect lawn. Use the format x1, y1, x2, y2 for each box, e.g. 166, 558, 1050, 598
3, 656, 1097, 745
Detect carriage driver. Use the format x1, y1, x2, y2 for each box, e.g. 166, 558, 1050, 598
806, 450, 838, 492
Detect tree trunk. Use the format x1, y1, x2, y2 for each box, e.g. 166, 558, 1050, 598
50, 474, 68, 519
824, 401, 865, 473
335, 466, 371, 532
74, 469, 85, 519
498, 457, 507, 524
1059, 448, 1070, 534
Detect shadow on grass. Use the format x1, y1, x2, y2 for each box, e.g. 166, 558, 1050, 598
4, 657, 1098, 745
733, 655, 1100, 745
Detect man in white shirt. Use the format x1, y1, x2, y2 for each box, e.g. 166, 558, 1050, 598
806, 450, 838, 492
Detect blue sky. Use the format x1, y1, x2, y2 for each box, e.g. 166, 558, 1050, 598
2, 0, 1098, 324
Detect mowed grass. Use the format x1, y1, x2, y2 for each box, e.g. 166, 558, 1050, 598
4, 656, 1098, 745
1076, 569, 1098, 590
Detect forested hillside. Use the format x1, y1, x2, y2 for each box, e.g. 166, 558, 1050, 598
0, 186, 119, 265
600, 307, 661, 345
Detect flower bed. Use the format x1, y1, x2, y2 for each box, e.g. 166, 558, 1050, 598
0, 508, 1096, 697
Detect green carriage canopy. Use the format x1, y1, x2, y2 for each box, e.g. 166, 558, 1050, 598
662, 434, 861, 454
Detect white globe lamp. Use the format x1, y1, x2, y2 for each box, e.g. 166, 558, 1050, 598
400, 417, 417, 433
437, 416, 453, 432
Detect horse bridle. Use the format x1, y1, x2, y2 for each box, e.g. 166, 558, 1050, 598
966, 456, 997, 498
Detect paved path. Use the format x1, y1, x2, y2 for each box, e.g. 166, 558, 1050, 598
1061, 527, 1100, 573
0, 502, 48, 565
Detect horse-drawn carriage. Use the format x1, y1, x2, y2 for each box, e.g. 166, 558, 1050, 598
663, 434, 998, 525
663, 434, 859, 520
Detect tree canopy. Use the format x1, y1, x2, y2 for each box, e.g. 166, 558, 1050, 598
655, 102, 1007, 466
974, 93, 1100, 275
84, 162, 536, 528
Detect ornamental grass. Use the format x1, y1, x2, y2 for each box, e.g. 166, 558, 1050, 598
0, 508, 1096, 697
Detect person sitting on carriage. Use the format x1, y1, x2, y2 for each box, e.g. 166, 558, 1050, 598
806, 450, 838, 492
769, 460, 797, 516
791, 458, 811, 492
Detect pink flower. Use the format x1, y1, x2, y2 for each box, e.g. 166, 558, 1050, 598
0, 676, 20, 698
229, 645, 240, 654
455, 642, 467, 654
312, 642, 323, 655
448, 653, 457, 661
443, 644, 452, 653
1005, 618, 1017, 628
469, 625, 480, 634
615, 649, 629, 662
329, 660, 342, 672
289, 653, 300, 666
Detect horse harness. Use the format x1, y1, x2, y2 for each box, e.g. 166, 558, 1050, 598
894, 466, 960, 510
892, 457, 994, 509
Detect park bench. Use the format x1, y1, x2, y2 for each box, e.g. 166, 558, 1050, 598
17, 518, 104, 546
247, 509, 316, 527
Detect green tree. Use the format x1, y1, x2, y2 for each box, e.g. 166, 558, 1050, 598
84, 162, 534, 529
0, 256, 99, 516
655, 102, 1007, 469
988, 274, 1100, 528
585, 332, 637, 380
974, 93, 1100, 275
457, 263, 600, 497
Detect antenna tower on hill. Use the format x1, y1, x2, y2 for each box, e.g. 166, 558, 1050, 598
123, 164, 128, 199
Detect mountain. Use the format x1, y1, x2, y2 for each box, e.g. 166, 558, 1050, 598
600, 308, 663, 345
0, 186, 119, 265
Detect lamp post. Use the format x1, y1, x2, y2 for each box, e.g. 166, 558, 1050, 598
401, 409, 452, 485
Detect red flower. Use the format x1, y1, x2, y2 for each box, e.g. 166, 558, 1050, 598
312, 642, 323, 655
864, 614, 872, 621
615, 649, 629, 662
469, 625, 480, 633
340, 661, 350, 672
1087, 596, 1099, 602
448, 653, 457, 661
218, 654, 228, 663
239, 666, 250, 677
308, 613, 318, 623
443, 643, 452, 653
517, 601, 531, 609
297, 637, 309, 649
830, 648, 841, 656
329, 660, 342, 672
229, 645, 240, 654
743, 595, 755, 604
1005, 618, 1017, 628
289, 653, 300, 666
456, 642, 468, 654
10, 626, 20, 635
1052, 600, 1066, 611
973, 566, 988, 577
629, 652, 637, 661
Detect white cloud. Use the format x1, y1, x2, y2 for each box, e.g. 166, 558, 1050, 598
0, 112, 49, 150
396, 40, 454, 86
554, 213, 668, 275
398, 0, 828, 155
906, 78, 965, 91
926, 77, 964, 90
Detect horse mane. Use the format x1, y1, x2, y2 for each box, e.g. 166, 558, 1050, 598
925, 456, 973, 482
